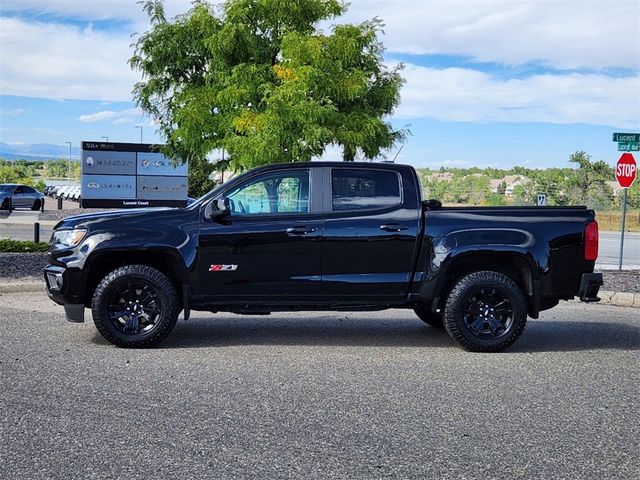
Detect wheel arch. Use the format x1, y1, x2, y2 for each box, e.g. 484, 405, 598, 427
434, 251, 539, 317
82, 248, 187, 307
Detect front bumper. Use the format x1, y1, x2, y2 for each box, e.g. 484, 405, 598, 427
44, 264, 85, 322
578, 272, 603, 303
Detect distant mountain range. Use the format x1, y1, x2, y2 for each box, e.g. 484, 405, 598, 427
0, 143, 81, 161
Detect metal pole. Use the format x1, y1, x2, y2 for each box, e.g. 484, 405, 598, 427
101, 136, 109, 142
65, 141, 72, 184
34, 222, 40, 243
618, 188, 628, 271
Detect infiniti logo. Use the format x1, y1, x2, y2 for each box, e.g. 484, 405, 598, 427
87, 182, 100, 189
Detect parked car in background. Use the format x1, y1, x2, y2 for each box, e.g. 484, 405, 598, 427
0, 184, 45, 210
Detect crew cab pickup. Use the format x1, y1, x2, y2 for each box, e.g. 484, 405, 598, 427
45, 162, 603, 351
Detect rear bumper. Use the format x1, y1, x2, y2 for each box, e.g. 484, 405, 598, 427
578, 272, 603, 303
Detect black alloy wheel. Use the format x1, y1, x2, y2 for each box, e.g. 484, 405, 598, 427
462, 287, 513, 339
444, 271, 527, 352
91, 265, 179, 348
106, 281, 162, 335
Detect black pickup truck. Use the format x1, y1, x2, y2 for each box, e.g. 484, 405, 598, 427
45, 162, 602, 351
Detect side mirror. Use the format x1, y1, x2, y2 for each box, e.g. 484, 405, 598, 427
209, 197, 230, 220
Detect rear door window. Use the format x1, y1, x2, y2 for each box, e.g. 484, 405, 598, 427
331, 169, 401, 211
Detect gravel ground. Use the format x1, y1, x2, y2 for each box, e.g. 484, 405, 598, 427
0, 252, 638, 294
599, 269, 640, 293
0, 252, 48, 280
38, 208, 112, 221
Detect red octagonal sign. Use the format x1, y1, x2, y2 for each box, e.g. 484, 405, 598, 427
616, 153, 637, 188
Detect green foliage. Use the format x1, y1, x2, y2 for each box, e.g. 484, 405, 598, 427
46, 159, 80, 179
483, 193, 507, 206
415, 150, 629, 210
0, 239, 49, 252
131, 0, 405, 194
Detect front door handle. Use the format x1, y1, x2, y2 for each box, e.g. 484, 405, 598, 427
379, 223, 408, 232
287, 226, 317, 235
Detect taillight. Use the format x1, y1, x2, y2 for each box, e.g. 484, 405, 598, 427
584, 220, 599, 261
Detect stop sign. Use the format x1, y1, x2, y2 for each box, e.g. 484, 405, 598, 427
616, 153, 637, 188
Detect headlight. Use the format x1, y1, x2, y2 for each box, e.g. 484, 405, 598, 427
51, 228, 87, 248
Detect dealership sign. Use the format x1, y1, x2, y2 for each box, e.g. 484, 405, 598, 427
81, 142, 188, 208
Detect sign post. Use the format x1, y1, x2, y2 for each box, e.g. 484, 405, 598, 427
614, 152, 637, 270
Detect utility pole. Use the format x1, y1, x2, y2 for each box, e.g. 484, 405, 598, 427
135, 125, 143, 143
101, 136, 109, 142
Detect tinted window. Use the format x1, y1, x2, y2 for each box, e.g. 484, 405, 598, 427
227, 170, 310, 215
23, 187, 36, 194
331, 169, 401, 211
14, 186, 25, 194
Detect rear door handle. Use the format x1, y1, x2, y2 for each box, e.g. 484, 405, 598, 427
287, 226, 317, 235
379, 224, 408, 232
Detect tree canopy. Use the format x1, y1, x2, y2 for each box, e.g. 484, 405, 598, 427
130, 0, 405, 196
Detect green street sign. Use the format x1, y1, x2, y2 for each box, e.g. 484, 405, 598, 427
618, 142, 640, 152
613, 132, 640, 143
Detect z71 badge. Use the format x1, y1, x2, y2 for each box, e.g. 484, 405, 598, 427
209, 264, 238, 272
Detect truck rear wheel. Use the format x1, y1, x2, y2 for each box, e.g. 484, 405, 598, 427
414, 304, 444, 328
91, 265, 179, 348
443, 271, 527, 352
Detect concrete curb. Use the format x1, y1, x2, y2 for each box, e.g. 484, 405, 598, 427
597, 290, 640, 308
0, 281, 44, 294
0, 281, 637, 307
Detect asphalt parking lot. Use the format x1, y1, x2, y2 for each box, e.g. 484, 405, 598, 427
1, 291, 638, 479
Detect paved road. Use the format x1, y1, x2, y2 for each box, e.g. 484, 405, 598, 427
1, 291, 638, 479
599, 231, 640, 268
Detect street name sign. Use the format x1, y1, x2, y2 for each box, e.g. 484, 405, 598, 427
612, 133, 640, 143
617, 142, 640, 152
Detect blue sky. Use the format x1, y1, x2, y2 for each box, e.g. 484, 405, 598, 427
0, 0, 639, 169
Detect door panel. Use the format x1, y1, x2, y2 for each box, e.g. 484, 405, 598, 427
321, 167, 421, 299
196, 168, 323, 301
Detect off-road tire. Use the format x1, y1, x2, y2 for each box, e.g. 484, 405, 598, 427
91, 265, 179, 348
444, 271, 527, 352
414, 303, 444, 328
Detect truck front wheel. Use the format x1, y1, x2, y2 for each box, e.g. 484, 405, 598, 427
443, 271, 527, 352
91, 265, 179, 348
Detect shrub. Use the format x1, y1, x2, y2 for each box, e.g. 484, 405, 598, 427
0, 239, 49, 252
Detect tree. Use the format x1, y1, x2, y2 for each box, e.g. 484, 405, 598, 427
566, 151, 613, 209
131, 0, 405, 196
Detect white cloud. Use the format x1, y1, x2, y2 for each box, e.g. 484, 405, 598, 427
0, 0, 194, 22
341, 0, 640, 70
78, 110, 118, 123
0, 108, 26, 116
77, 107, 141, 124
396, 63, 640, 128
0, 17, 138, 101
